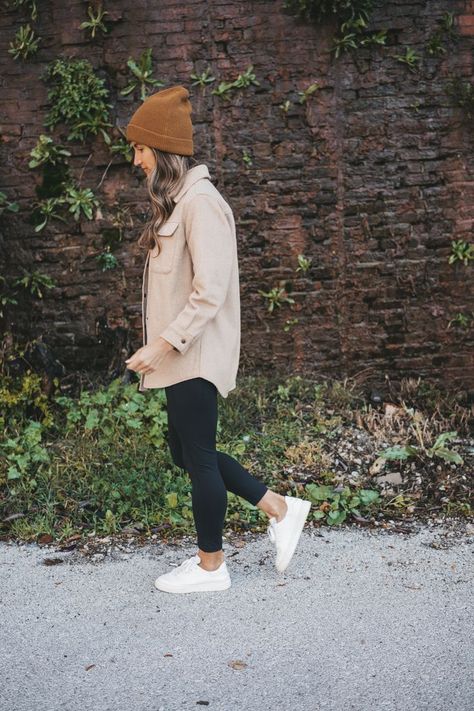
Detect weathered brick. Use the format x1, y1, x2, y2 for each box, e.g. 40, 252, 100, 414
457, 14, 474, 33
0, 0, 472, 391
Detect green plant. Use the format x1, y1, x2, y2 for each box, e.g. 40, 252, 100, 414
8, 0, 38, 21
0, 362, 56, 430
284, 0, 385, 58
73, 113, 114, 144
2, 420, 51, 481
331, 27, 360, 56
446, 77, 474, 119
107, 135, 134, 162
447, 311, 474, 330
258, 284, 296, 313
0, 191, 20, 215
211, 80, 235, 99
1, 372, 471, 542
426, 33, 445, 57
409, 99, 422, 112
296, 254, 312, 273
331, 15, 387, 58
28, 134, 72, 168
63, 184, 100, 221
13, 269, 56, 299
106, 202, 133, 241
305, 483, 381, 525
54, 378, 169, 447
439, 12, 458, 39
378, 430, 463, 465
297, 82, 321, 103
8, 23, 40, 60
279, 99, 291, 113
80, 2, 109, 38
233, 65, 260, 90
442, 501, 471, 517
99, 202, 133, 246
359, 27, 387, 48
283, 317, 299, 332
96, 249, 118, 271
393, 47, 421, 73
31, 197, 67, 232
448, 240, 473, 266
211, 65, 260, 100
0, 276, 19, 319
242, 149, 253, 166
120, 48, 165, 101
42, 58, 113, 142
426, 12, 458, 56
33, 182, 100, 228
283, 0, 376, 24
190, 67, 216, 88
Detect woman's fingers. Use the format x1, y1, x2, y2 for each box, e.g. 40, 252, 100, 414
126, 357, 156, 375
126, 346, 164, 374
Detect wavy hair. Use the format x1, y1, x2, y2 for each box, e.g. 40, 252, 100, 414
138, 148, 199, 254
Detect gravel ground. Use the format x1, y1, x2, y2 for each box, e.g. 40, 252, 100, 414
1, 520, 473, 711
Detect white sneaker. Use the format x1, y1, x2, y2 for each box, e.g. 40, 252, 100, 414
267, 495, 312, 572
154, 554, 231, 593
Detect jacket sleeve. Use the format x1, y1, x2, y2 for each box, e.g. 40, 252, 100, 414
158, 193, 235, 355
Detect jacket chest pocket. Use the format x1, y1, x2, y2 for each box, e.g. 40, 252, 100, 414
149, 220, 180, 274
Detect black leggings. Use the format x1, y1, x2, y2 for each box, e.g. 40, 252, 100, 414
164, 377, 269, 552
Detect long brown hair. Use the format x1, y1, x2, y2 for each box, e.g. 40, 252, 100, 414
138, 147, 199, 254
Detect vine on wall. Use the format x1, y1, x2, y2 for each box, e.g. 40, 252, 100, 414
1, 0, 471, 370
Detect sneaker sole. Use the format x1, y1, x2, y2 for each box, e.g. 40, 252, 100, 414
276, 498, 312, 573
154, 577, 232, 594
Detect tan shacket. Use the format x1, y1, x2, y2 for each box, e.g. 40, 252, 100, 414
138, 164, 241, 398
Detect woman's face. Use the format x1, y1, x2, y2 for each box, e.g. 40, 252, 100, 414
131, 143, 156, 176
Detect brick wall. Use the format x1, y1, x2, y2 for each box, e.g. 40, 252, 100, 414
1, 0, 473, 393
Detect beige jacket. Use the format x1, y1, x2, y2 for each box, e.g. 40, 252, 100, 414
138, 164, 241, 398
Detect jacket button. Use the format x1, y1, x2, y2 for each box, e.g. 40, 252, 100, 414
181, 338, 186, 343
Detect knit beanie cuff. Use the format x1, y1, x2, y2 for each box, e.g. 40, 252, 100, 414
127, 123, 193, 155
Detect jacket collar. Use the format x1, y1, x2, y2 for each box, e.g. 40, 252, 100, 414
171, 164, 210, 203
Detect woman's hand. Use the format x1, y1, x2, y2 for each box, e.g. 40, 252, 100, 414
125, 337, 175, 376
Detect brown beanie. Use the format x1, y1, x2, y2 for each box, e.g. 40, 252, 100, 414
126, 85, 194, 155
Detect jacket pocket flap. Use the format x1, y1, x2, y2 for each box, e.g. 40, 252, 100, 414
158, 220, 179, 237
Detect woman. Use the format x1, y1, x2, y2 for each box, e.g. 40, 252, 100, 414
124, 85, 311, 594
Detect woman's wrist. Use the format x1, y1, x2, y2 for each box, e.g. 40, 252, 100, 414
156, 337, 176, 352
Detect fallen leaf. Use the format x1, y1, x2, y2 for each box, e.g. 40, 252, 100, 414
43, 558, 64, 566
228, 659, 248, 670
384, 402, 404, 417
369, 457, 386, 475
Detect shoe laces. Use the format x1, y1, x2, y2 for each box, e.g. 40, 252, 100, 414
176, 555, 200, 573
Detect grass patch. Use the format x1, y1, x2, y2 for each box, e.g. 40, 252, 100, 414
1, 371, 472, 546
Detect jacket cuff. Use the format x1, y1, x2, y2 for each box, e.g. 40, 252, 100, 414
158, 324, 195, 354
